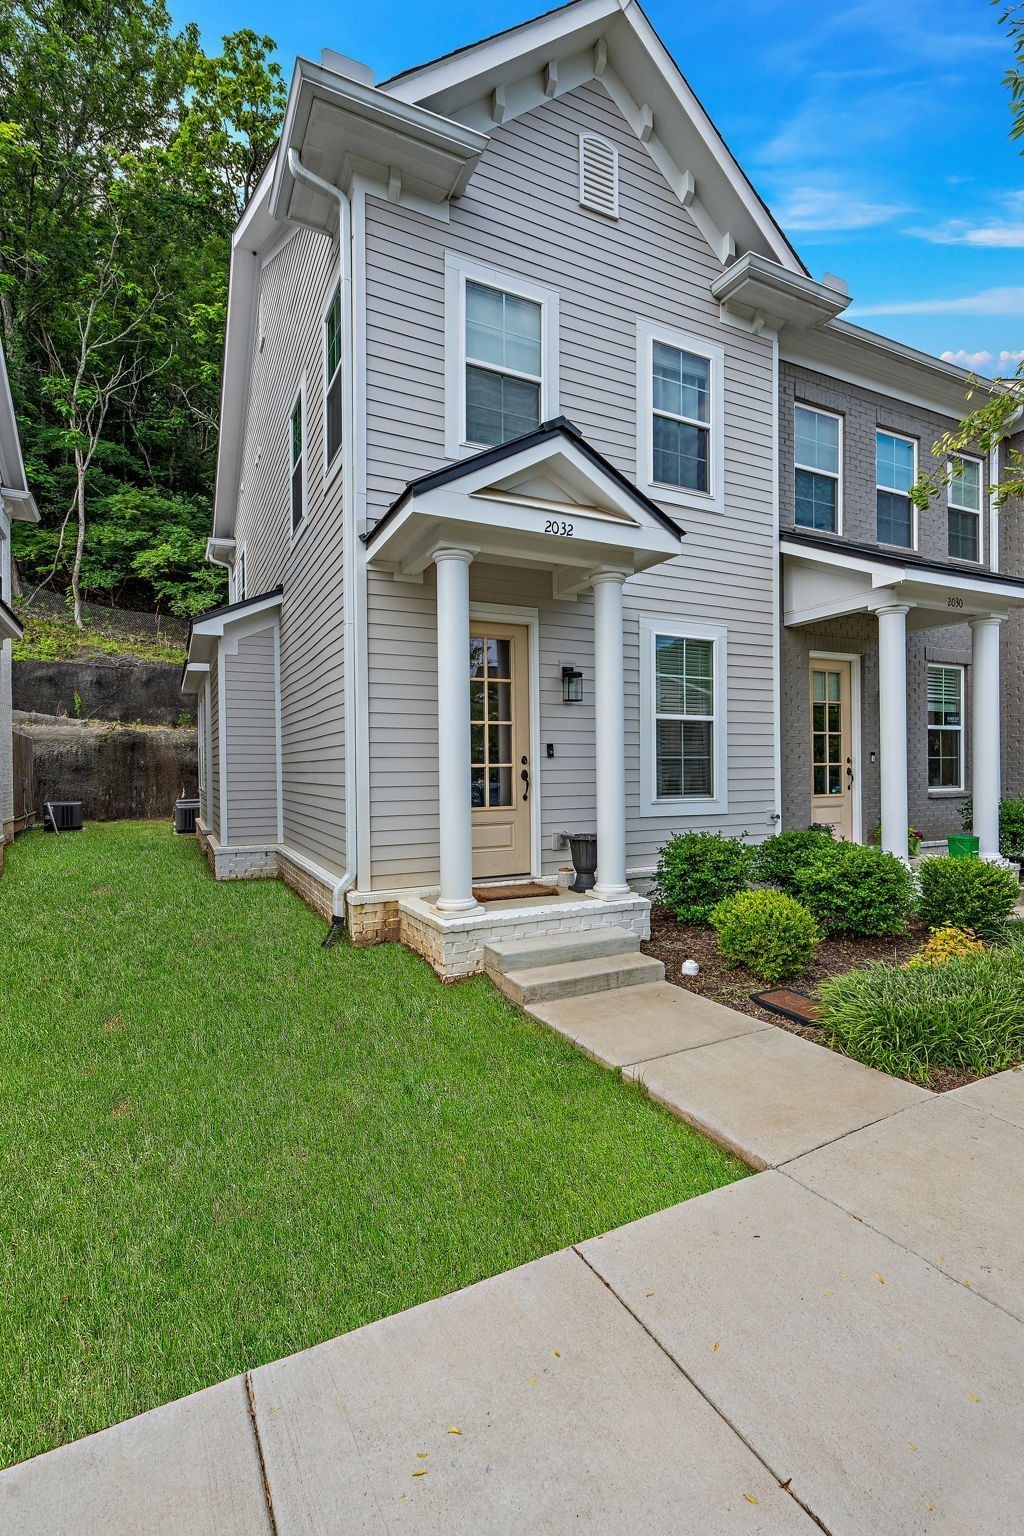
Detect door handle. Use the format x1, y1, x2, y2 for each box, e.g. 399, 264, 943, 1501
846, 756, 854, 785
520, 755, 529, 802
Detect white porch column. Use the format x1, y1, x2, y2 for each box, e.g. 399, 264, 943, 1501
592, 570, 631, 900
433, 548, 481, 914
970, 615, 1003, 861
877, 603, 911, 863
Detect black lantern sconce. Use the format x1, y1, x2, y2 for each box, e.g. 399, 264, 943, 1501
561, 665, 584, 703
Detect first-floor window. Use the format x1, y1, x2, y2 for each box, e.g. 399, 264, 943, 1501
927, 664, 964, 789
290, 394, 304, 532
654, 632, 715, 797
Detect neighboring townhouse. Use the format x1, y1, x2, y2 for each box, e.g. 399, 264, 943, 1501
183, 0, 1024, 975
0, 342, 38, 872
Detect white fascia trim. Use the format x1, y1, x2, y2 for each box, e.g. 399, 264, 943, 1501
638, 614, 729, 818
780, 536, 1024, 608
635, 317, 725, 513
444, 252, 560, 460
190, 590, 283, 642
0, 342, 38, 519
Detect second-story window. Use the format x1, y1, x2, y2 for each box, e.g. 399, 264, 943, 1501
948, 455, 982, 562
290, 394, 305, 533
464, 280, 543, 446
325, 283, 343, 468
794, 405, 841, 532
652, 342, 711, 493
876, 430, 916, 548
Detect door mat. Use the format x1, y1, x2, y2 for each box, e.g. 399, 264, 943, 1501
750, 989, 822, 1026
472, 882, 559, 902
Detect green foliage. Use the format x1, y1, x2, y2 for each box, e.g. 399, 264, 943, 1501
13, 613, 185, 664
792, 840, 915, 937
653, 831, 753, 926
959, 795, 1024, 859
917, 855, 1020, 938
753, 826, 834, 895
905, 924, 985, 970
0, 0, 283, 619
868, 822, 922, 856
817, 927, 1024, 1082
710, 888, 820, 985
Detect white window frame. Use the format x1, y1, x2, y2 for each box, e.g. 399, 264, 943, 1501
233, 547, 246, 603
636, 319, 725, 513
322, 275, 344, 484
946, 452, 984, 564
444, 252, 560, 459
927, 662, 966, 794
289, 380, 308, 542
794, 402, 843, 535
638, 614, 728, 817
875, 428, 918, 550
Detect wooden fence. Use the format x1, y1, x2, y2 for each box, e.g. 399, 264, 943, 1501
12, 729, 34, 832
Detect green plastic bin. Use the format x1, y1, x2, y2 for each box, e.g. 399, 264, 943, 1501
947, 834, 980, 859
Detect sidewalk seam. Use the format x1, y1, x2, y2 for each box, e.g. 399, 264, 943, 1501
571, 1245, 834, 1535
245, 1372, 280, 1536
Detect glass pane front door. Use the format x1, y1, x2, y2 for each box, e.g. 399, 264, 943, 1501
809, 659, 855, 840
469, 622, 532, 878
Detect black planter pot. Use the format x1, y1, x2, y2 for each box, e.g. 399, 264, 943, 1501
568, 832, 598, 893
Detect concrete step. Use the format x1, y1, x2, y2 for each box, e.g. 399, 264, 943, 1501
490, 950, 664, 1006
483, 925, 640, 976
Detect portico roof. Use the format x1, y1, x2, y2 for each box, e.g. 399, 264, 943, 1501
363, 418, 685, 593
181, 586, 284, 691
781, 529, 1024, 631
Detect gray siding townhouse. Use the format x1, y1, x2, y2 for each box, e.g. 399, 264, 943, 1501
183, 0, 1024, 976
0, 342, 37, 872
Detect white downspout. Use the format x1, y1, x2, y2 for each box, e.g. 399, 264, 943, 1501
288, 147, 358, 923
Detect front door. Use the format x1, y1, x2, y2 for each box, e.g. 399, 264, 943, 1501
810, 660, 855, 840
470, 622, 531, 879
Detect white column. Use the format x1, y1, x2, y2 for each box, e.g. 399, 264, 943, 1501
592, 570, 630, 900
970, 615, 1003, 861
877, 603, 910, 863
433, 548, 480, 914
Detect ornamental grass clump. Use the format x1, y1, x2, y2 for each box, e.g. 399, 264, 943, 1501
710, 888, 820, 985
791, 840, 915, 938
653, 831, 752, 926
917, 855, 1020, 939
817, 926, 1024, 1082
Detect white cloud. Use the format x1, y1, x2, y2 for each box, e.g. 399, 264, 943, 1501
940, 348, 1024, 375
772, 184, 907, 232
848, 287, 1024, 317
911, 193, 1024, 248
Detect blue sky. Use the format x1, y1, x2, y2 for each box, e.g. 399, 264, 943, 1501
175, 0, 1024, 373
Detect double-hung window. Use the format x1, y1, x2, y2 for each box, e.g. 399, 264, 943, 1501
290, 393, 305, 533
638, 322, 723, 509
927, 664, 964, 790
876, 430, 916, 547
948, 455, 982, 562
794, 405, 841, 532
639, 616, 727, 814
465, 281, 543, 446
324, 283, 343, 469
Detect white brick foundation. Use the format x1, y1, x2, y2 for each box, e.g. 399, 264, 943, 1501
397, 891, 651, 980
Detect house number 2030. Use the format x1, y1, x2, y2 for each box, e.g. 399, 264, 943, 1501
544, 519, 574, 536
947, 595, 964, 610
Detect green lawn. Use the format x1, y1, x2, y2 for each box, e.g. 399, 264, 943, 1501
0, 822, 746, 1469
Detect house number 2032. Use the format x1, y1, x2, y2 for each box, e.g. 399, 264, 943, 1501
947, 595, 964, 610
544, 519, 574, 537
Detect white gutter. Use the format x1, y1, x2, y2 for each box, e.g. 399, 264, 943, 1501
287, 147, 358, 922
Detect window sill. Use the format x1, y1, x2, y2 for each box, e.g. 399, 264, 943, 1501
638, 795, 728, 819
640, 481, 724, 514
928, 788, 967, 798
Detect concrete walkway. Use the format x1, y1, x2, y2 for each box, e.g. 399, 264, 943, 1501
4, 984, 1024, 1534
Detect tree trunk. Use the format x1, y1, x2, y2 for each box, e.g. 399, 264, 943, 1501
71, 444, 87, 628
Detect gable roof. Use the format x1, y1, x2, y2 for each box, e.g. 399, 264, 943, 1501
381, 0, 807, 275
364, 416, 684, 546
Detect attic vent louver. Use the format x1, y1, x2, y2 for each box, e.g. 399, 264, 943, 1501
578, 133, 618, 219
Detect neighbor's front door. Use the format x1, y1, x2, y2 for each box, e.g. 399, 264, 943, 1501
470, 622, 531, 879
810, 660, 855, 840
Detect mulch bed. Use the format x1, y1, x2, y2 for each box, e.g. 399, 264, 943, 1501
641, 907, 981, 1092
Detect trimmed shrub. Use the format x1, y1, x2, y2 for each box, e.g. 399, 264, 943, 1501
792, 840, 915, 937
905, 923, 985, 970
753, 827, 834, 895
917, 856, 1019, 938
959, 794, 1024, 859
653, 831, 752, 926
817, 930, 1024, 1082
710, 888, 820, 985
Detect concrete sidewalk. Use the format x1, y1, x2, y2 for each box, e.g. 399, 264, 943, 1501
3, 988, 1023, 1534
